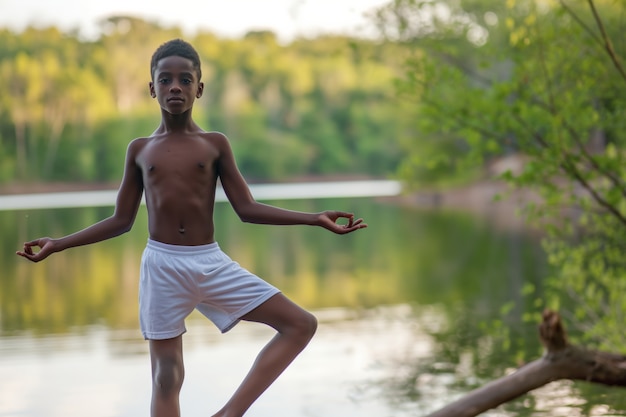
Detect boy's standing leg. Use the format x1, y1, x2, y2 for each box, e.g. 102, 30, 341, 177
149, 336, 186, 417
212, 293, 317, 417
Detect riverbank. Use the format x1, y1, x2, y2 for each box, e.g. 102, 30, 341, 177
0, 179, 402, 211
0, 181, 119, 195
384, 180, 540, 211
379, 180, 544, 234
0, 178, 542, 233
0, 178, 539, 211
0, 175, 378, 195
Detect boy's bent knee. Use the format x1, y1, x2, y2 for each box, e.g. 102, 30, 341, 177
243, 294, 317, 341
289, 311, 317, 342
303, 311, 318, 336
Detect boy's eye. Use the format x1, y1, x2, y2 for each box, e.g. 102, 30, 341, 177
158, 78, 170, 84
182, 78, 192, 84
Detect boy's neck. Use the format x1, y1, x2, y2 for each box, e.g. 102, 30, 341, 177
155, 110, 201, 134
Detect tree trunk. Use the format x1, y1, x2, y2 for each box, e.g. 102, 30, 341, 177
14, 121, 27, 180
427, 310, 626, 417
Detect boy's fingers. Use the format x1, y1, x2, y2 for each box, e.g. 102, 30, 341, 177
334, 211, 353, 219
21, 242, 35, 253
16, 251, 32, 259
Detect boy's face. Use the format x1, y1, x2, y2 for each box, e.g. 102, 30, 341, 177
149, 55, 203, 114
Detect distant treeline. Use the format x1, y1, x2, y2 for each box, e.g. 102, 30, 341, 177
0, 16, 410, 184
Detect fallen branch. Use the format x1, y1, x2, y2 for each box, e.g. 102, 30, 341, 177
427, 309, 626, 417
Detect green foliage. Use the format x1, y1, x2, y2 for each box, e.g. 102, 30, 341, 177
0, 20, 407, 184
378, 0, 626, 350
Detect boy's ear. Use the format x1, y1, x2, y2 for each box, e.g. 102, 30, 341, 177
149, 81, 156, 98
196, 82, 204, 98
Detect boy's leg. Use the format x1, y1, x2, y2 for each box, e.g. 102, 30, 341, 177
149, 335, 185, 417
212, 293, 317, 417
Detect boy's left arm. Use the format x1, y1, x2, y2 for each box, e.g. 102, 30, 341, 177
215, 133, 366, 234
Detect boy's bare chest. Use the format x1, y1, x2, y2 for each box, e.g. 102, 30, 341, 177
139, 139, 219, 178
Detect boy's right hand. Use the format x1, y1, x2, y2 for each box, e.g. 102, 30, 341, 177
317, 211, 367, 234
16, 237, 57, 262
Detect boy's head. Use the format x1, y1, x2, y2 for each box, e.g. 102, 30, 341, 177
150, 39, 202, 81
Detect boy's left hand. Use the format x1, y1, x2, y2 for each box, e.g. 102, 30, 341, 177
16, 237, 56, 262
318, 211, 367, 234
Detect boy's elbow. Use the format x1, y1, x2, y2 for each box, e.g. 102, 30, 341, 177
112, 214, 135, 235
237, 211, 255, 224
232, 201, 258, 224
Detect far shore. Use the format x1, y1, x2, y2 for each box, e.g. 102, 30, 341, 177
0, 175, 380, 196
0, 178, 548, 234
0, 181, 120, 195
0, 178, 533, 212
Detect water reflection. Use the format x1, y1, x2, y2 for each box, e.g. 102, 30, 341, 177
2, 198, 543, 333
2, 197, 624, 417
362, 302, 626, 416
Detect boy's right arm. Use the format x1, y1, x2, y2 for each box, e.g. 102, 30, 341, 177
16, 140, 145, 263
215, 133, 366, 234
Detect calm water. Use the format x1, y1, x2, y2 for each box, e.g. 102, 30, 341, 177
1, 187, 625, 417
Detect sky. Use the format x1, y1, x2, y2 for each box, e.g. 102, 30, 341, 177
0, 0, 390, 42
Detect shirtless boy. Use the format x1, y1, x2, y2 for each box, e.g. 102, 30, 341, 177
16, 38, 366, 417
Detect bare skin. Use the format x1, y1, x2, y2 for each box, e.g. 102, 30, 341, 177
16, 54, 366, 417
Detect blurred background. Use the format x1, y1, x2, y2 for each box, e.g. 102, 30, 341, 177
1, 1, 625, 416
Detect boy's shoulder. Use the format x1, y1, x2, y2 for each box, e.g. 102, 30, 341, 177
198, 131, 232, 149
199, 130, 229, 141
127, 136, 151, 153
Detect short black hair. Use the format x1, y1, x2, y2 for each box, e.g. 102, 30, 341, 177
150, 39, 202, 80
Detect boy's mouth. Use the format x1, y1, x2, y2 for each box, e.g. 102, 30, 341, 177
168, 97, 184, 102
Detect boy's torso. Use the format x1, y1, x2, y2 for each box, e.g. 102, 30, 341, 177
135, 131, 221, 246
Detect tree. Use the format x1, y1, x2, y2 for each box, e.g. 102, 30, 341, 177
375, 0, 626, 413
0, 20, 408, 183
1, 52, 43, 180
427, 310, 626, 417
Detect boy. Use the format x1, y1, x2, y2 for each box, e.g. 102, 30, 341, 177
16, 38, 366, 417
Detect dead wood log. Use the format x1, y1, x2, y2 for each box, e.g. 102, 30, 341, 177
426, 309, 626, 417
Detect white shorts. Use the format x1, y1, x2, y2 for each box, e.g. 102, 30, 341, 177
139, 239, 281, 340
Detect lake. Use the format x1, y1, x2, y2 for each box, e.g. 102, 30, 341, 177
1, 182, 625, 417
